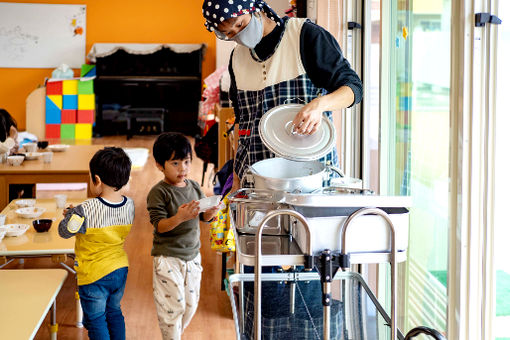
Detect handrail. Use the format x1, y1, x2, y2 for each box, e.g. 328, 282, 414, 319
254, 209, 313, 340
341, 207, 398, 340
404, 326, 446, 340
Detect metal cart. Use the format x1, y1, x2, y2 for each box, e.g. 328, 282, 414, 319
227, 189, 444, 340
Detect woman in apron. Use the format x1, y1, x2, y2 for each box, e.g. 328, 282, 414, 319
202, 0, 362, 191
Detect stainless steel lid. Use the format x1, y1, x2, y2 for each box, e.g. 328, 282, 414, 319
259, 104, 336, 161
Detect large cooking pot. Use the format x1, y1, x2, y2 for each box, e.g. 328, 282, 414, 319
244, 157, 344, 193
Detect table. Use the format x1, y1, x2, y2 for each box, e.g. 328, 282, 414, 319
0, 198, 86, 328
0, 269, 68, 340
0, 144, 103, 209
0, 198, 83, 259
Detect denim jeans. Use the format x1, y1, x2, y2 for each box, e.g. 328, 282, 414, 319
79, 267, 128, 340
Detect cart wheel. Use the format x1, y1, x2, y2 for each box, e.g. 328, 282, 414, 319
404, 326, 446, 340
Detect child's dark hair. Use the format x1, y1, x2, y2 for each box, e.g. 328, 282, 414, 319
153, 132, 192, 167
0, 108, 17, 142
89, 147, 131, 191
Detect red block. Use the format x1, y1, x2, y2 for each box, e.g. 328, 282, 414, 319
46, 81, 63, 95
46, 124, 60, 139
77, 110, 95, 124
61, 109, 76, 123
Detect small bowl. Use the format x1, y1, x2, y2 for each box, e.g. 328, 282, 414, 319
32, 219, 53, 232
48, 144, 70, 152
0, 227, 6, 242
15, 199, 36, 208
23, 152, 42, 160
15, 207, 46, 219
37, 141, 49, 149
3, 224, 29, 237
7, 155, 24, 166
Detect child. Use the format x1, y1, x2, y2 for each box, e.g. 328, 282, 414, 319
147, 132, 220, 339
0, 108, 19, 152
0, 108, 33, 200
59, 147, 134, 340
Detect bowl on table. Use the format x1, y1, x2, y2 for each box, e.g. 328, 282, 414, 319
15, 207, 46, 219
48, 144, 70, 152
23, 142, 38, 153
22, 152, 42, 160
7, 155, 24, 166
2, 224, 30, 237
37, 141, 49, 149
32, 219, 53, 232
15, 199, 36, 208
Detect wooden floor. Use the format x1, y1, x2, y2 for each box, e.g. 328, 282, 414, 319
5, 135, 236, 340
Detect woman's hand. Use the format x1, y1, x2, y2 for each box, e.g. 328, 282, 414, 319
291, 98, 323, 135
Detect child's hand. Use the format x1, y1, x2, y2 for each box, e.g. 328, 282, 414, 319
202, 204, 221, 222
176, 201, 200, 222
62, 204, 75, 216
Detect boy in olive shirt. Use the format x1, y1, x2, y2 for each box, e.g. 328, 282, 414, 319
146, 132, 220, 340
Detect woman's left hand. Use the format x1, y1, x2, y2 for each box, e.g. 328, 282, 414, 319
291, 98, 323, 135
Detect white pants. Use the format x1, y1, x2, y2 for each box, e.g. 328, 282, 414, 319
152, 254, 202, 340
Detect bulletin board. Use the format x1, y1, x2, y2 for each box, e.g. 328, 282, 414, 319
0, 3, 86, 68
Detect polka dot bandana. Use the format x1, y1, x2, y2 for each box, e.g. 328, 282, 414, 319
202, 0, 282, 32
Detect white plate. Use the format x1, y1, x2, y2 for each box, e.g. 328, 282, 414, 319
198, 195, 222, 212
2, 224, 30, 237
259, 104, 336, 161
48, 144, 70, 152
22, 152, 42, 160
15, 199, 36, 208
0, 228, 6, 242
15, 207, 46, 219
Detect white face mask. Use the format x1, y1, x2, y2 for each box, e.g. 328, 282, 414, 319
233, 14, 263, 48
214, 14, 264, 49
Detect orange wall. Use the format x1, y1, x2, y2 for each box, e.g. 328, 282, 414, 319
0, 0, 217, 130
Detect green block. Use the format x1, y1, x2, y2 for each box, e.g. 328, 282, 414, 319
61, 124, 75, 139
78, 79, 94, 94
80, 64, 95, 77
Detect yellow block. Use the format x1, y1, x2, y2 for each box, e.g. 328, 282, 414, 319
78, 94, 95, 110
62, 79, 78, 95
75, 138, 92, 145
75, 123, 92, 139
47, 95, 62, 109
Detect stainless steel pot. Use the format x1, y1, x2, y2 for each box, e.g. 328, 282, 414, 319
244, 157, 343, 193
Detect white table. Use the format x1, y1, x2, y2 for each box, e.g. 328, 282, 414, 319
0, 198, 86, 327
0, 269, 68, 340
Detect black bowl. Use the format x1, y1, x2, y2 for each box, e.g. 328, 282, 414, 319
33, 219, 53, 232
37, 141, 49, 149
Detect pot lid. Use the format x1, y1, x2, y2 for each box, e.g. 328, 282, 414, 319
259, 104, 336, 161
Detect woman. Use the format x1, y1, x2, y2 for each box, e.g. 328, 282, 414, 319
202, 0, 362, 191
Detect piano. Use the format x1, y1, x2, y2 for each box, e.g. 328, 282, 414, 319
89, 43, 206, 137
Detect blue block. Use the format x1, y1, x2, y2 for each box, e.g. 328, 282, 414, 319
45, 97, 61, 124
63, 95, 78, 110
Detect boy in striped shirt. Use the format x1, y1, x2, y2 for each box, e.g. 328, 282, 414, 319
59, 147, 135, 340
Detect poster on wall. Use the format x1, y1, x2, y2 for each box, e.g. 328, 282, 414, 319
0, 3, 86, 68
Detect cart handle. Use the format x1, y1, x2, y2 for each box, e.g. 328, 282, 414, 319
340, 207, 398, 340
254, 209, 313, 340
404, 326, 446, 340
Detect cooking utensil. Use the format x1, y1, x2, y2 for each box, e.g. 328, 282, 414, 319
259, 104, 336, 161
247, 157, 343, 193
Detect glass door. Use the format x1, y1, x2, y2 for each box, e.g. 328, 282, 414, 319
380, 0, 451, 334
493, 1, 509, 338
